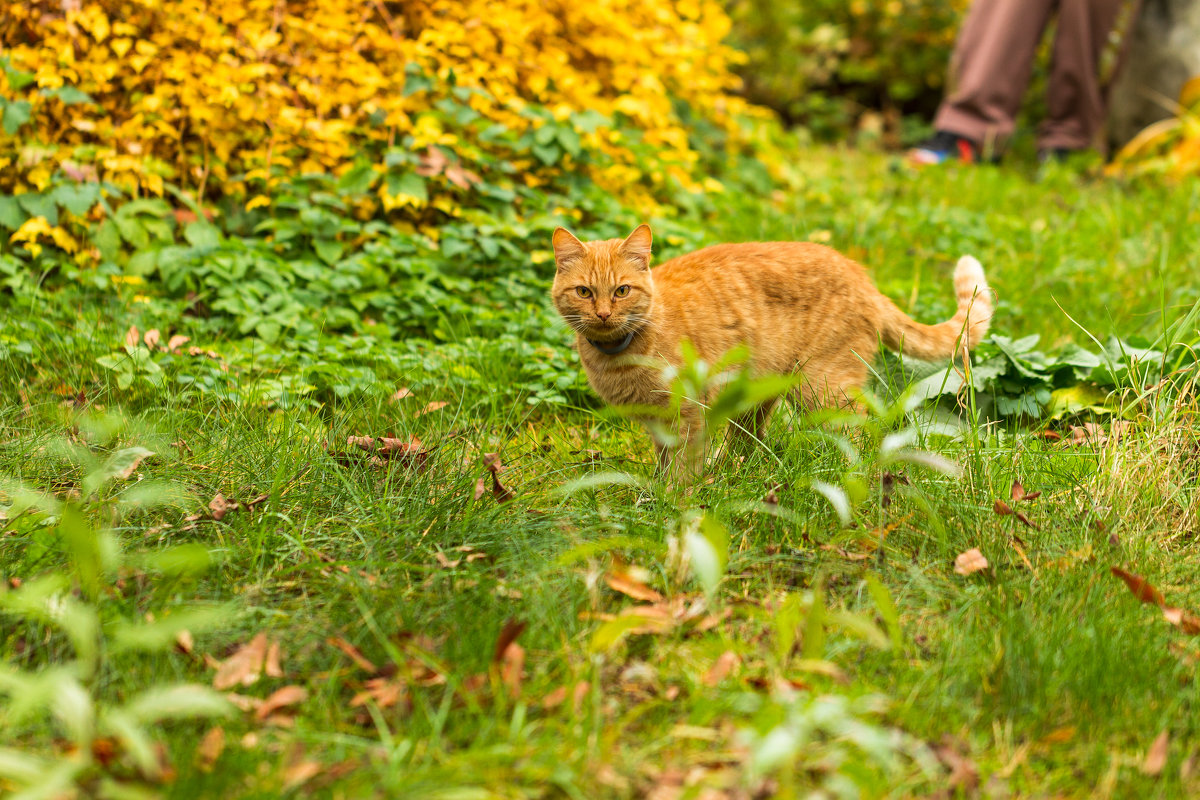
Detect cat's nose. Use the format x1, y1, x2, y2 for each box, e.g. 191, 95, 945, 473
596, 311, 611, 321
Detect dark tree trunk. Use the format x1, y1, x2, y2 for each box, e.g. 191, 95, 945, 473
1108, 0, 1200, 147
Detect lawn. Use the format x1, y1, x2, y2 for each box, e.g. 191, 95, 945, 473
2, 149, 1199, 798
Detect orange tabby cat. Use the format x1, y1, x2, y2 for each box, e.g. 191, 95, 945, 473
551, 224, 991, 473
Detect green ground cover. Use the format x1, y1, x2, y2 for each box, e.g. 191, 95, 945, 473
2, 150, 1199, 798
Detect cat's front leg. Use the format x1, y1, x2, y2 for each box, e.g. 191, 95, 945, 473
652, 405, 705, 481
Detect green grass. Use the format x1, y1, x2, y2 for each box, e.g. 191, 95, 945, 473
2, 150, 1199, 798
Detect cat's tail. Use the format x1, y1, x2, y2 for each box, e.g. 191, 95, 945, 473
876, 255, 992, 361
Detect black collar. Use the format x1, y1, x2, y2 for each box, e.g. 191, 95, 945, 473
587, 330, 636, 355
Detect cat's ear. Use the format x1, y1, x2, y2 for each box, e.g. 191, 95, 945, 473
619, 224, 653, 270
552, 227, 586, 272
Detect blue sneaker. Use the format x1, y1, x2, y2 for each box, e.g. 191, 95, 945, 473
907, 130, 980, 165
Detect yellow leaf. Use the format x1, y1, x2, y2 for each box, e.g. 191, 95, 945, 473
245, 196, 270, 210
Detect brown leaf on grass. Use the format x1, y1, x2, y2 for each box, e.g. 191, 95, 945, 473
702, 650, 740, 687
1143, 730, 1170, 776
434, 551, 461, 569
196, 726, 225, 771
954, 548, 989, 576
482, 453, 515, 503
175, 629, 194, 655
208, 493, 230, 521
493, 618, 526, 664
167, 334, 190, 353
418, 400, 448, 416
265, 641, 284, 678
1010, 481, 1042, 502
255, 685, 307, 721
143, 328, 161, 350
125, 325, 140, 349
283, 760, 323, 791
500, 641, 525, 698
212, 633, 269, 690
347, 436, 375, 452
542, 680, 590, 711
934, 737, 979, 794
351, 677, 408, 711
328, 637, 377, 673
390, 387, 412, 402
1110, 566, 1166, 606
994, 498, 1038, 529
1162, 607, 1200, 635
606, 563, 664, 603
334, 436, 430, 470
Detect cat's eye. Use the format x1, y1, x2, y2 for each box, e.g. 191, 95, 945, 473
613, 285, 631, 298
575, 286, 592, 298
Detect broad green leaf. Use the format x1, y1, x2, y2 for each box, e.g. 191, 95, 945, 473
684, 513, 728, 596
126, 249, 157, 276
184, 220, 221, 249
43, 86, 92, 105
93, 219, 121, 260
17, 193, 58, 226
386, 171, 428, 203
2, 99, 31, 135
113, 215, 149, 249
337, 163, 378, 196
313, 237, 344, 266
52, 182, 100, 216
0, 195, 26, 229
86, 447, 155, 496
122, 684, 233, 724
112, 606, 223, 653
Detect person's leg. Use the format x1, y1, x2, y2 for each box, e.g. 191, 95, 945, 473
1039, 0, 1134, 152
933, 0, 1058, 153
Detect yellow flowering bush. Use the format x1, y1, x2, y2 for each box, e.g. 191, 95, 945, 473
1, 0, 755, 217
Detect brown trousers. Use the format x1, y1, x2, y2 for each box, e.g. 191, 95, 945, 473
934, 0, 1131, 151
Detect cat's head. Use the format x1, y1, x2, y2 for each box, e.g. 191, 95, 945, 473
550, 224, 654, 341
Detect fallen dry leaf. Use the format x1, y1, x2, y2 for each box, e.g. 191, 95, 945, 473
1011, 480, 1042, 502
702, 650, 739, 687
196, 726, 226, 771
390, 387, 412, 402
212, 634, 269, 690
167, 334, 190, 353
1110, 566, 1166, 607
1162, 606, 1200, 635
255, 685, 308, 721
265, 641, 284, 678
211, 634, 282, 690
954, 548, 988, 576
1143, 730, 1169, 776
125, 325, 140, 349
418, 400, 448, 416
935, 736, 980, 795
481, 453, 515, 503
434, 551, 461, 569
493, 618, 526, 664
209, 493, 230, 521
473, 477, 487, 500
335, 435, 430, 470
606, 565, 664, 603
542, 680, 590, 711
328, 637, 377, 673
283, 760, 323, 791
500, 641, 525, 698
175, 629, 194, 656
994, 498, 1038, 529
143, 328, 161, 350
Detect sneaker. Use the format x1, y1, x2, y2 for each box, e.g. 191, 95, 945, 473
907, 130, 980, 165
